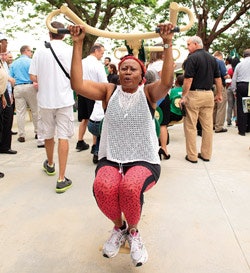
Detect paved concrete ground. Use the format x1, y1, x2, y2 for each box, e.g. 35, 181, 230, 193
0, 113, 250, 273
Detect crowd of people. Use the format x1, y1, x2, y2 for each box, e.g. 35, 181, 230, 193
1, 21, 250, 267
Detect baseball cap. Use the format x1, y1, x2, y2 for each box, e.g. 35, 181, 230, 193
0, 33, 7, 41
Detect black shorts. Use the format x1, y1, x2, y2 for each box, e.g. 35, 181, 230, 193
169, 112, 182, 123
96, 158, 161, 182
159, 94, 170, 125
77, 95, 95, 122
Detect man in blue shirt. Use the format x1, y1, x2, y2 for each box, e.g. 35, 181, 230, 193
10, 45, 39, 143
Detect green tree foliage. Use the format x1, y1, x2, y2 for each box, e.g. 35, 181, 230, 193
157, 0, 250, 54
0, 0, 157, 57
212, 21, 250, 57
0, 0, 249, 57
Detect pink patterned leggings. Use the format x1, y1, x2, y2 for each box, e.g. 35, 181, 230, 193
93, 165, 157, 226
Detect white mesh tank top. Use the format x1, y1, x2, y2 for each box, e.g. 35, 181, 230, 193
98, 85, 160, 164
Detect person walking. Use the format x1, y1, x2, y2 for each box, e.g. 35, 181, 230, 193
180, 36, 223, 163
107, 63, 119, 84
169, 74, 184, 123
104, 56, 111, 75
213, 51, 230, 133
87, 100, 104, 164
6, 51, 13, 66
69, 22, 174, 267
231, 48, 250, 136
0, 53, 9, 178
6, 51, 18, 136
0, 33, 17, 155
76, 43, 108, 152
10, 45, 39, 143
29, 21, 75, 193
226, 57, 240, 126
147, 48, 171, 160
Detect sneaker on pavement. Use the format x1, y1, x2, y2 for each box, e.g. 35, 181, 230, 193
56, 177, 72, 193
43, 159, 56, 176
102, 224, 127, 258
127, 229, 148, 267
76, 140, 89, 151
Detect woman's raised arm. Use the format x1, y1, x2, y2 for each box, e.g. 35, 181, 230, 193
147, 22, 175, 103
69, 25, 109, 101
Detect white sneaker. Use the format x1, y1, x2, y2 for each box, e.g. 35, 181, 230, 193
102, 226, 127, 258
127, 229, 148, 267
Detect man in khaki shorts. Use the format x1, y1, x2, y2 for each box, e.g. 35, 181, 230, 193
29, 21, 75, 193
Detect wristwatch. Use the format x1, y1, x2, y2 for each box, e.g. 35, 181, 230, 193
163, 44, 172, 49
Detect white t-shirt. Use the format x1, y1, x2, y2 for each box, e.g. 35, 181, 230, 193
89, 100, 104, 121
29, 39, 74, 109
82, 55, 108, 82
147, 60, 163, 80
82, 55, 107, 122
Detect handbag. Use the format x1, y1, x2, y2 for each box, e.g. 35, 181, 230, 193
242, 83, 250, 113
44, 41, 70, 79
